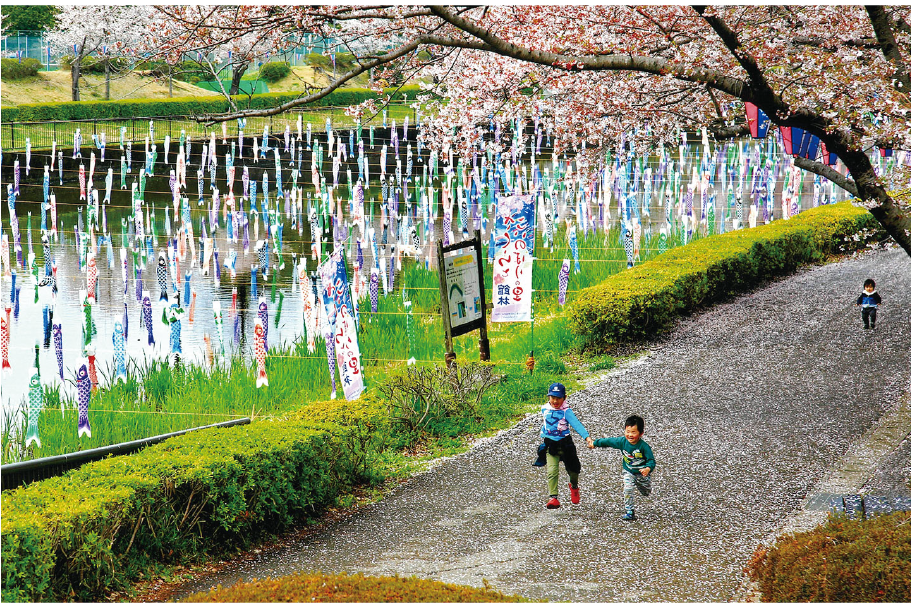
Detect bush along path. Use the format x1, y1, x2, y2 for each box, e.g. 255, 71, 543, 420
167, 244, 911, 602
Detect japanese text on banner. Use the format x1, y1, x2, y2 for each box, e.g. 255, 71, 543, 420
491, 194, 535, 323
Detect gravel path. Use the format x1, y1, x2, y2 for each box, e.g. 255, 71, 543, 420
171, 246, 911, 602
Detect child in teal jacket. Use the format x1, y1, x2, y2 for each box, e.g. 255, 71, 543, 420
587, 414, 655, 521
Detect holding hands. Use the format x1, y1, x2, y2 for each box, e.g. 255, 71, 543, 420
586, 437, 594, 449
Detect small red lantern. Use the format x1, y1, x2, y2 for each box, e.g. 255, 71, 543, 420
819, 142, 838, 166
780, 127, 794, 155
745, 102, 771, 139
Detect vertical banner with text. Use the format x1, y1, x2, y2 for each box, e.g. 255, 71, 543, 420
317, 249, 364, 400
491, 194, 535, 322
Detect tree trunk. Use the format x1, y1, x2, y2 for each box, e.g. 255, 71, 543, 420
838, 146, 911, 258
865, 193, 911, 258
105, 57, 110, 100
71, 55, 81, 102
229, 63, 248, 96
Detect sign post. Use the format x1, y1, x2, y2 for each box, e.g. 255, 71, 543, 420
437, 229, 489, 366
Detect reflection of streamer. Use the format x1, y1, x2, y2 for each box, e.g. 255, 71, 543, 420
1, 309, 10, 370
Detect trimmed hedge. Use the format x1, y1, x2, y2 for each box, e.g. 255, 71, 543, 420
2, 106, 20, 122
0, 57, 43, 81
7, 84, 426, 123
1, 399, 382, 602
746, 512, 911, 601
569, 202, 884, 351
183, 571, 527, 602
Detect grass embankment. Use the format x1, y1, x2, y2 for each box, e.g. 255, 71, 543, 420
0, 60, 365, 107
0, 202, 888, 602
0, 68, 215, 107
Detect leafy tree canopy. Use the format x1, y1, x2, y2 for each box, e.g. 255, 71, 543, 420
1, 5, 58, 33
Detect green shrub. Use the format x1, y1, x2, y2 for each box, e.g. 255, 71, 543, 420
8, 84, 426, 122
0, 404, 377, 602
183, 571, 527, 602
569, 202, 884, 351
306, 52, 332, 70
746, 512, 911, 601
173, 60, 212, 83
334, 52, 358, 70
376, 362, 502, 438
59, 54, 131, 74
0, 57, 43, 81
79, 56, 130, 75
258, 61, 291, 83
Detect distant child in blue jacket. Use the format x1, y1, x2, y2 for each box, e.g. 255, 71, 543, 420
538, 382, 590, 510
856, 278, 882, 329
587, 415, 656, 521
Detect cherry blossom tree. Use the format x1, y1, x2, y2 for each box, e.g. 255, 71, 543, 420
142, 5, 911, 257
151, 6, 280, 99
46, 5, 154, 101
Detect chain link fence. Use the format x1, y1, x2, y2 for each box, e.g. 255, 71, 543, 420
2, 30, 347, 73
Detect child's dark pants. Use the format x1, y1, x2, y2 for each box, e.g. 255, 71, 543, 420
862, 307, 877, 328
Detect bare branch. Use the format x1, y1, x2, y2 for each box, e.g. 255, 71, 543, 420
793, 157, 858, 197
709, 123, 750, 141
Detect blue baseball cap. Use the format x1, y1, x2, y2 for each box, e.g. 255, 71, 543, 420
547, 382, 566, 398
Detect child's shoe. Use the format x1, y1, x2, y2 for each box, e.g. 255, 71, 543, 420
545, 497, 561, 509
569, 483, 581, 504
621, 509, 637, 521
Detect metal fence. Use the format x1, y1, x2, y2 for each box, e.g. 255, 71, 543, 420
2, 30, 350, 73
2, 102, 417, 152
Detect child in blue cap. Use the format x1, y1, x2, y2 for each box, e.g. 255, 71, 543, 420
538, 382, 590, 509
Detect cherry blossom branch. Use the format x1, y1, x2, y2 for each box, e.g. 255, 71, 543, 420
194, 34, 490, 124
426, 5, 749, 100
866, 6, 911, 97
691, 6, 776, 104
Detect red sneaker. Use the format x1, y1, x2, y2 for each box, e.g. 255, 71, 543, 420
569, 483, 581, 504
545, 497, 561, 509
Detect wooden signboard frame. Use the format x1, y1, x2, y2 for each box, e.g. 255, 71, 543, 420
437, 229, 490, 365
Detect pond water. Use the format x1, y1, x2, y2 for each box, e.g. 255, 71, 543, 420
1, 121, 853, 415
